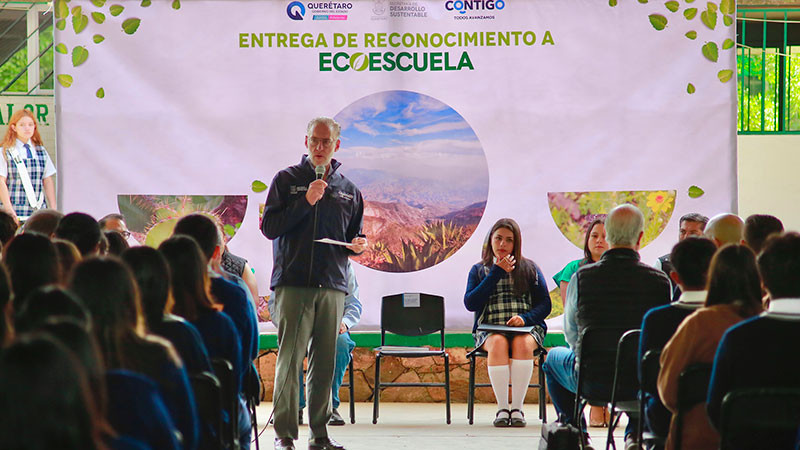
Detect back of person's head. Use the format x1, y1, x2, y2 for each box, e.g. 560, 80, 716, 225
69, 257, 144, 368
55, 212, 101, 256
705, 244, 763, 318
14, 286, 90, 334
604, 204, 644, 248
173, 213, 220, 261
3, 233, 60, 309
0, 210, 18, 246
757, 232, 800, 300
744, 214, 784, 255
704, 213, 744, 247
22, 208, 64, 236
121, 246, 171, 328
159, 235, 217, 322
104, 230, 129, 256
670, 237, 717, 290
54, 238, 82, 283
0, 263, 11, 347
0, 334, 106, 450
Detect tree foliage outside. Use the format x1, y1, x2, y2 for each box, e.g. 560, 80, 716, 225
0, 23, 54, 93
737, 46, 800, 132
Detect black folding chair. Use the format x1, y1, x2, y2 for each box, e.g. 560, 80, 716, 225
211, 358, 240, 450
372, 293, 450, 424
466, 347, 547, 424
674, 363, 711, 450
605, 330, 641, 450
190, 371, 224, 450
720, 387, 800, 450
639, 349, 666, 450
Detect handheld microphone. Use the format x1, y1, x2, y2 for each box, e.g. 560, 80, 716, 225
315, 164, 325, 180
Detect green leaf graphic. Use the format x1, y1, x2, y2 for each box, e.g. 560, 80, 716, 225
707, 2, 718, 13
57, 74, 73, 88
71, 46, 89, 67
720, 0, 734, 14
91, 0, 107, 6
688, 185, 705, 198
718, 69, 733, 82
649, 14, 668, 30
723, 15, 733, 26
638, 0, 648, 3
251, 180, 268, 193
72, 14, 89, 34
686, 30, 697, 40
109, 5, 125, 16
122, 18, 141, 35
96, 87, 105, 98
665, 1, 679, 12
141, 0, 152, 5
702, 42, 719, 62
55, 0, 69, 19
686, 0, 695, 2
93, 34, 105, 44
722, 38, 734, 50
224, 224, 235, 236
609, 0, 617, 6
684, 8, 697, 19
701, 9, 717, 29
71, 6, 82, 17
91, 12, 105, 24
56, 19, 66, 31
55, 43, 67, 54
171, 0, 181, 10
687, 83, 696, 94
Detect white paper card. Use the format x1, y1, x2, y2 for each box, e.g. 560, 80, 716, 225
403, 293, 420, 308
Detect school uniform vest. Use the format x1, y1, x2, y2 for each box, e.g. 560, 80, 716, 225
5, 145, 47, 218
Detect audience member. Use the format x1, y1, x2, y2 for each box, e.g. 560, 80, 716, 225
70, 257, 200, 450
20, 208, 62, 236
0, 334, 107, 449
14, 285, 90, 334
543, 204, 671, 450
743, 213, 784, 255
639, 237, 717, 438
159, 235, 249, 449
55, 212, 102, 256
122, 245, 212, 374
707, 232, 800, 449
105, 230, 130, 256
3, 233, 60, 308
0, 210, 18, 246
54, 237, 82, 282
658, 244, 763, 450
655, 212, 709, 297
221, 244, 259, 305
704, 213, 745, 247
0, 263, 11, 347
99, 213, 130, 238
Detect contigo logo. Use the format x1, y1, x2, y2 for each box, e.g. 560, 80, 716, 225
287, 1, 306, 20
445, 0, 505, 14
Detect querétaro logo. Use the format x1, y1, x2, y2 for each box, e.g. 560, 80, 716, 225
287, 1, 305, 20
445, 0, 504, 14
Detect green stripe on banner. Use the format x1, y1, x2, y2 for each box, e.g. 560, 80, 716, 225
258, 331, 567, 351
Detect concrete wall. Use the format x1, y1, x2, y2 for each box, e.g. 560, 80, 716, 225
738, 135, 800, 231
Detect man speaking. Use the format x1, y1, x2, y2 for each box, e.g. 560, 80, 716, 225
261, 117, 366, 450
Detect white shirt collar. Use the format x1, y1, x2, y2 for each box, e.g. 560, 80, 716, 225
766, 298, 800, 316
675, 290, 706, 307
15, 138, 32, 148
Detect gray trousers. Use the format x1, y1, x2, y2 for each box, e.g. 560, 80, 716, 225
273, 286, 344, 440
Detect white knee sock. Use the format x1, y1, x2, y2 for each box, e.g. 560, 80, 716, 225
487, 364, 510, 411
510, 359, 534, 416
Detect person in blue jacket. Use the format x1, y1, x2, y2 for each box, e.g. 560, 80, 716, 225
464, 218, 551, 428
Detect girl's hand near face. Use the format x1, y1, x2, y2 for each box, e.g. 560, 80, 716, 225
496, 254, 515, 273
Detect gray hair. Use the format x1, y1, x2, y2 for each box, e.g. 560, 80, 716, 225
306, 117, 341, 141
605, 204, 645, 247
680, 212, 709, 228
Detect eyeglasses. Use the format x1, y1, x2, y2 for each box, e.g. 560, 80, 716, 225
120, 231, 131, 239
308, 137, 335, 147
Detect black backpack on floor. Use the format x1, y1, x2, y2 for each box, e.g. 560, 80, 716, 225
539, 413, 581, 450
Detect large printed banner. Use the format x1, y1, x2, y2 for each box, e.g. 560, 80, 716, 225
56, 0, 737, 331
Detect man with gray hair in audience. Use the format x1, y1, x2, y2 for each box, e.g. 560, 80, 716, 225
543, 204, 671, 450
704, 213, 745, 247
654, 212, 709, 296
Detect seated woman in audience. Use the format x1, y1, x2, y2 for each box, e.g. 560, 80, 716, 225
70, 257, 199, 450
122, 246, 212, 374
3, 232, 60, 308
159, 235, 248, 449
464, 218, 551, 427
657, 244, 763, 450
0, 263, 11, 347
0, 334, 107, 449
551, 216, 609, 427
53, 238, 82, 283
14, 285, 90, 333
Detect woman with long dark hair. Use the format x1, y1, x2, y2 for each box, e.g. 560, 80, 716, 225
70, 256, 199, 450
464, 218, 551, 427
3, 233, 60, 308
657, 244, 763, 450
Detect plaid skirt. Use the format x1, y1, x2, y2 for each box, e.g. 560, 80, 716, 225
473, 324, 546, 353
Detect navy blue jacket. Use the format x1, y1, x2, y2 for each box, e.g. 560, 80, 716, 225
261, 155, 364, 293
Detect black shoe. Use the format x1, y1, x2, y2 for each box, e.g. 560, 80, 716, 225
509, 409, 526, 427
493, 408, 510, 427
299, 409, 304, 425
275, 437, 296, 450
308, 436, 345, 450
329, 408, 345, 426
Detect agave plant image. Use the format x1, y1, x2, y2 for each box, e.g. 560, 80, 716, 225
117, 195, 247, 248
